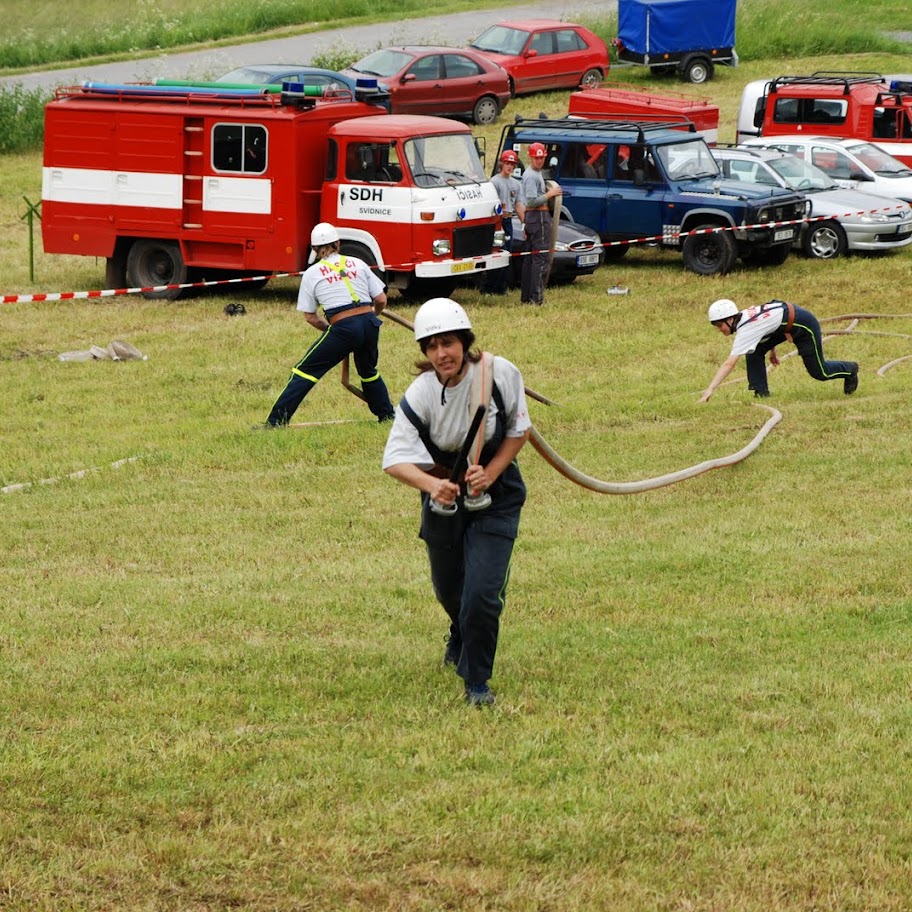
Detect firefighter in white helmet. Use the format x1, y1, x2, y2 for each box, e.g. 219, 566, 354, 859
264, 222, 395, 425
700, 297, 859, 402
382, 298, 532, 706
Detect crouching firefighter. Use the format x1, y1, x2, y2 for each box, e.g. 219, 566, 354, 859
264, 222, 395, 426
382, 298, 532, 706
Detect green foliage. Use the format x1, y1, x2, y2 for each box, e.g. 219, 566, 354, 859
0, 85, 51, 153
310, 41, 368, 73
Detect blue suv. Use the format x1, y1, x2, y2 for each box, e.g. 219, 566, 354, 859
498, 118, 809, 275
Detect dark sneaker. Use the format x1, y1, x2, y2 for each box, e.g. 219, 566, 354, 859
443, 633, 460, 668
753, 390, 771, 398
844, 366, 859, 395
465, 682, 495, 706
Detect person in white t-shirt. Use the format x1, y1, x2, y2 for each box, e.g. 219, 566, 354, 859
382, 298, 531, 706
699, 298, 858, 402
264, 222, 395, 426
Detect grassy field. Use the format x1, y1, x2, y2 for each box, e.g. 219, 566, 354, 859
3, 29, 912, 912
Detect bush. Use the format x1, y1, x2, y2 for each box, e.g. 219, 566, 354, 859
0, 84, 51, 153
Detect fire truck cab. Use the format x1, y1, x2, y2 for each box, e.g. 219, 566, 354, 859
41, 83, 508, 298
736, 73, 912, 167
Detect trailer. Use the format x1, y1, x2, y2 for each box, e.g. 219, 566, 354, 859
612, 0, 738, 84
41, 81, 508, 299
568, 82, 720, 144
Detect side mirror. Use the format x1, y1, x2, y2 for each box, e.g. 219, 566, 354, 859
401, 73, 416, 84
525, 49, 539, 59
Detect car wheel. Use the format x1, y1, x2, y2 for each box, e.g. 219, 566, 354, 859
803, 220, 847, 259
681, 225, 736, 275
579, 68, 603, 90
681, 56, 713, 84
126, 239, 188, 300
472, 95, 500, 126
602, 244, 630, 260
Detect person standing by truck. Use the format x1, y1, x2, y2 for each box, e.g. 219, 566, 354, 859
481, 150, 525, 296
264, 223, 396, 426
382, 298, 531, 707
699, 298, 859, 401
520, 142, 562, 306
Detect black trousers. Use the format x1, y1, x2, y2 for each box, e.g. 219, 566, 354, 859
745, 305, 856, 395
266, 313, 394, 425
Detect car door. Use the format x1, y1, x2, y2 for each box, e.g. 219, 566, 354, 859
517, 30, 557, 94
394, 53, 443, 115
440, 54, 489, 117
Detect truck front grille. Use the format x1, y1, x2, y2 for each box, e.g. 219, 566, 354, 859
453, 224, 495, 259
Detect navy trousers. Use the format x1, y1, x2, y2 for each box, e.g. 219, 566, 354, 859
745, 305, 856, 395
266, 313, 394, 425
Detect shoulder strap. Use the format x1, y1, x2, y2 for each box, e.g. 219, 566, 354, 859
318, 255, 360, 303
398, 396, 450, 467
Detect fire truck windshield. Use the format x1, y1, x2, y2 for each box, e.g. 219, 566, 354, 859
404, 133, 487, 188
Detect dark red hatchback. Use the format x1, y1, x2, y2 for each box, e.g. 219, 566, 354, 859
469, 19, 610, 96
343, 46, 510, 125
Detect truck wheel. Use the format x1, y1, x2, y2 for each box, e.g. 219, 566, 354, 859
579, 68, 603, 90
339, 241, 386, 283
681, 56, 713, 84
472, 95, 500, 126
126, 239, 188, 300
803, 220, 847, 259
681, 225, 736, 275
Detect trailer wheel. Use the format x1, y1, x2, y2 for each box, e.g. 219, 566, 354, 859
579, 68, 603, 90
126, 239, 188, 300
681, 224, 736, 275
803, 221, 847, 259
681, 55, 714, 84
472, 95, 500, 126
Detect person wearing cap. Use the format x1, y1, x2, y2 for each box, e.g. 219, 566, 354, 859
481, 150, 526, 296
699, 298, 859, 402
264, 222, 396, 426
382, 298, 531, 707
520, 142, 562, 306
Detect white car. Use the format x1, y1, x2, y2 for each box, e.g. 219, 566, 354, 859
713, 145, 912, 258
741, 135, 912, 203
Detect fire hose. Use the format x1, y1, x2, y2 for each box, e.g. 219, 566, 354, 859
349, 309, 783, 494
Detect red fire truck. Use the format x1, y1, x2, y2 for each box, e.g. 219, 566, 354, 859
41, 82, 508, 298
568, 83, 719, 144
736, 73, 912, 166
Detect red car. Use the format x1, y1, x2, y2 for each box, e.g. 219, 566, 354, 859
469, 19, 610, 96
343, 46, 510, 126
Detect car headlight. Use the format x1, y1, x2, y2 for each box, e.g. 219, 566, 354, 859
858, 212, 891, 224
553, 241, 570, 252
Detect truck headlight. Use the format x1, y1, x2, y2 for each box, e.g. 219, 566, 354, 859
494, 230, 506, 248
432, 239, 451, 256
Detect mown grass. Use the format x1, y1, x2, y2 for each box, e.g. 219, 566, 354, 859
3, 23, 912, 912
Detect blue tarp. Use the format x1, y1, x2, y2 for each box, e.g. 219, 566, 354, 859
618, 0, 737, 55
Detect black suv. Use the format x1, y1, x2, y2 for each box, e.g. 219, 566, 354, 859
499, 118, 810, 274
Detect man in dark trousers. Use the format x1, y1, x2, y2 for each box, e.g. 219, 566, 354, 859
519, 142, 562, 306
264, 222, 395, 426
699, 297, 859, 402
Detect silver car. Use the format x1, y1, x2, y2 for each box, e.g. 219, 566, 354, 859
713, 146, 912, 258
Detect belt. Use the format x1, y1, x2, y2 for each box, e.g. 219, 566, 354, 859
783, 302, 796, 335
528, 206, 549, 212
327, 304, 373, 324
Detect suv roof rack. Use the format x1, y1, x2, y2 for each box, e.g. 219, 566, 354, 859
506, 116, 697, 145
768, 72, 885, 95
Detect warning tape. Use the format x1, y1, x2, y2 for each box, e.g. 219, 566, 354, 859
2, 203, 910, 305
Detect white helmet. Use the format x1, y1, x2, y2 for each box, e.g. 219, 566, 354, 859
310, 222, 339, 246
708, 298, 739, 323
413, 298, 472, 342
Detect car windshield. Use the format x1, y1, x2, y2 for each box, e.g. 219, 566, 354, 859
470, 25, 529, 55
657, 139, 720, 180
768, 156, 835, 191
846, 142, 912, 178
349, 49, 414, 78
403, 133, 487, 188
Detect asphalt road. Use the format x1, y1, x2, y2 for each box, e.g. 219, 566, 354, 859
1, 1, 615, 93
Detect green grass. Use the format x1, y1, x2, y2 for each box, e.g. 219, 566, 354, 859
3, 14, 912, 912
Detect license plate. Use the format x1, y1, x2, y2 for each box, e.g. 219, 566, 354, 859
774, 228, 795, 241
451, 261, 475, 274
576, 253, 600, 267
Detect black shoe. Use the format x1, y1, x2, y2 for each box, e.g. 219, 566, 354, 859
753, 390, 771, 398
443, 633, 460, 668
465, 682, 495, 706
844, 366, 859, 395
378, 412, 395, 424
